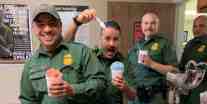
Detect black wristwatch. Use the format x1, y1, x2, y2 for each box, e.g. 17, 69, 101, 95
73, 16, 83, 26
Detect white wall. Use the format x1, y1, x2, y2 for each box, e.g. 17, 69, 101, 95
174, 2, 186, 61
0, 64, 23, 104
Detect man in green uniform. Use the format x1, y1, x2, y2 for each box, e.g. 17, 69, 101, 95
63, 9, 136, 104
179, 15, 207, 104
19, 4, 106, 104
128, 12, 178, 104
92, 20, 136, 104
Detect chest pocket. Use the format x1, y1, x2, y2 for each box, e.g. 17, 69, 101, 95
61, 64, 82, 84
150, 48, 162, 62
29, 67, 47, 93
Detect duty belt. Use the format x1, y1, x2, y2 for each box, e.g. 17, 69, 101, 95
136, 85, 167, 103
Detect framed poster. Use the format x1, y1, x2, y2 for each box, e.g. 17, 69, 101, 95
0, 4, 31, 63
133, 21, 144, 44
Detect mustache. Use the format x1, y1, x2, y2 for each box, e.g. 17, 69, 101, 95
106, 47, 116, 52
144, 28, 153, 32
42, 32, 51, 36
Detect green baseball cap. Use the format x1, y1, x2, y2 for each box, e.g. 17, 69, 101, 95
32, 4, 60, 22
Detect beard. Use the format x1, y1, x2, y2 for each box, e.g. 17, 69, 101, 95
103, 46, 118, 59
107, 47, 116, 53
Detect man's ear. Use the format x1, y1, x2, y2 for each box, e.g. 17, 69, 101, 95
31, 23, 35, 32
59, 22, 62, 27
58, 22, 62, 32
31, 22, 38, 36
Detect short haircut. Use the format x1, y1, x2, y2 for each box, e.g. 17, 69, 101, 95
194, 14, 207, 24
104, 20, 121, 32
142, 12, 160, 23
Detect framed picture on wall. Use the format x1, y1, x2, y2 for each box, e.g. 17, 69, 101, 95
133, 21, 144, 44
0, 4, 31, 63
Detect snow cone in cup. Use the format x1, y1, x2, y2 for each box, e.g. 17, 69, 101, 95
46, 68, 63, 97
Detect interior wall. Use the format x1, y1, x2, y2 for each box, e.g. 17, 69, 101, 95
0, 64, 23, 104
108, 0, 183, 3
108, 2, 176, 56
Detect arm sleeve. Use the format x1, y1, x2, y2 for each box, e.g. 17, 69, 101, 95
123, 59, 137, 88
19, 61, 40, 104
71, 48, 106, 96
126, 48, 138, 87
179, 49, 187, 72
163, 41, 178, 66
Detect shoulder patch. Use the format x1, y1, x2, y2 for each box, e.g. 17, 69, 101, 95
197, 45, 206, 53
151, 43, 160, 51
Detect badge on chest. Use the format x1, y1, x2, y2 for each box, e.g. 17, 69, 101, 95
151, 43, 160, 51
63, 54, 73, 65
197, 45, 206, 53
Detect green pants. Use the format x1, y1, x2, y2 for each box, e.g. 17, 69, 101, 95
128, 93, 167, 104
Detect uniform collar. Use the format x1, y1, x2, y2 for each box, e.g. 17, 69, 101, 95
139, 33, 162, 44
36, 39, 69, 57
186, 35, 207, 47
134, 33, 164, 51
193, 34, 207, 42
94, 48, 124, 61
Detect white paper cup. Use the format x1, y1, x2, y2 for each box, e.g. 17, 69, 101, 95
138, 50, 148, 64
200, 91, 207, 104
110, 61, 124, 79
46, 70, 63, 97
111, 69, 123, 79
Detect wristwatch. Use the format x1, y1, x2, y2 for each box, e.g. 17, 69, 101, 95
73, 16, 82, 26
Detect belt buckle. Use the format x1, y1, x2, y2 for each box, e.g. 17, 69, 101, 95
145, 86, 153, 96
138, 86, 153, 103
145, 86, 152, 92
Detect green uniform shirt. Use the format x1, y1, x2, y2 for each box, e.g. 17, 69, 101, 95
128, 34, 177, 87
179, 35, 207, 104
128, 34, 177, 104
93, 48, 136, 104
19, 41, 106, 104
179, 35, 207, 70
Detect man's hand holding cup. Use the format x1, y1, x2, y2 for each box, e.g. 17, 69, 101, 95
46, 68, 75, 97
111, 61, 127, 91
